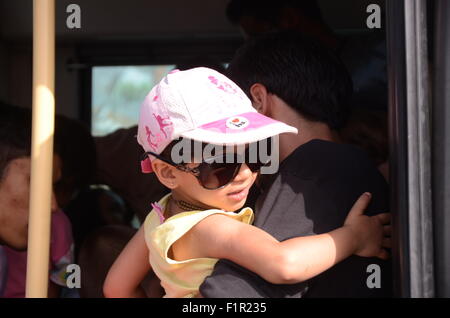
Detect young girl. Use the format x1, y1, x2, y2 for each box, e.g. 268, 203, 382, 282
103, 67, 390, 298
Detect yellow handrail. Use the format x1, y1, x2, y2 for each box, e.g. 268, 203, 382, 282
26, 0, 55, 298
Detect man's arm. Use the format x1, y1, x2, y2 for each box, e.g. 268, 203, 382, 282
199, 173, 312, 298
200, 259, 309, 298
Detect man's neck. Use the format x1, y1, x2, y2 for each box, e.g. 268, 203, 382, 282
278, 117, 339, 163
266, 94, 340, 162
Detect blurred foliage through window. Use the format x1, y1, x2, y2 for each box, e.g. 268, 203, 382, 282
91, 65, 174, 136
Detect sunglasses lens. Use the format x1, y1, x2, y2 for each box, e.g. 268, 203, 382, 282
244, 147, 271, 172
199, 162, 241, 190
196, 141, 272, 190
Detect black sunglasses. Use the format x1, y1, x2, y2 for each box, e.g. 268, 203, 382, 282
141, 148, 270, 190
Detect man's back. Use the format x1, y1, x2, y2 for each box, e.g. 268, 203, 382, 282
200, 139, 392, 297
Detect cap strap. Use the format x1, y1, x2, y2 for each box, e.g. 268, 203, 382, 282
141, 157, 153, 173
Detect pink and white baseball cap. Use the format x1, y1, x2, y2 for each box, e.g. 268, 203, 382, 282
137, 67, 297, 173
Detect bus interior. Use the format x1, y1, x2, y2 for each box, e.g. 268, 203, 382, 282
0, 0, 449, 298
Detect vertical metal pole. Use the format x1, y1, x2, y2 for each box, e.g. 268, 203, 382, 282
404, 0, 434, 298
26, 0, 55, 298
433, 0, 450, 298
386, 0, 411, 297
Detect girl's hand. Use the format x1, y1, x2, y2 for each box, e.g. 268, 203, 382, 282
344, 192, 391, 260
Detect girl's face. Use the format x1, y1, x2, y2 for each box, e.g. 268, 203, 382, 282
0, 156, 61, 250
173, 162, 258, 212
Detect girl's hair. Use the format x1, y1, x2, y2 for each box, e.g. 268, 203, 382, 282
0, 104, 32, 181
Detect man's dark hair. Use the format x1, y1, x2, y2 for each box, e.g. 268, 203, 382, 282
227, 31, 353, 129
0, 103, 32, 181
226, 0, 324, 26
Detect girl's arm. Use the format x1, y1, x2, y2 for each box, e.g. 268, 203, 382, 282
178, 192, 390, 285
103, 226, 152, 297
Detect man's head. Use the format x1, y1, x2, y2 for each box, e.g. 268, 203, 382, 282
0, 104, 60, 250
227, 31, 353, 131
0, 105, 32, 181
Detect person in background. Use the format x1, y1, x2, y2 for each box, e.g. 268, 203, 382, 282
0, 246, 6, 296
225, 0, 388, 111
53, 114, 97, 210
94, 126, 168, 225
339, 108, 389, 182
0, 104, 74, 298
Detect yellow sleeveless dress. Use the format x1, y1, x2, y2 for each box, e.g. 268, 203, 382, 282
143, 194, 254, 298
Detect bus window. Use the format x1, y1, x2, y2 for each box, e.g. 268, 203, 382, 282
91, 65, 174, 136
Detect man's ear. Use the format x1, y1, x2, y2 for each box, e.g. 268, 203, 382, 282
151, 160, 178, 189
249, 83, 270, 115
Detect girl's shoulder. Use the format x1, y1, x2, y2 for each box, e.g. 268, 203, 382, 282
145, 207, 254, 245
165, 207, 254, 225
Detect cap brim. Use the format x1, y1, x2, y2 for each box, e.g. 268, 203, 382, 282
180, 112, 298, 145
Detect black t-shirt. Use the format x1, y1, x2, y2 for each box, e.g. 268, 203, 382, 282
200, 139, 392, 298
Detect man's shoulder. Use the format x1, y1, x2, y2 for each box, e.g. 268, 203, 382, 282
268, 139, 388, 218
282, 139, 378, 177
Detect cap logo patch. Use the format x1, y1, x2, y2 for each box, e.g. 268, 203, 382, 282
226, 116, 249, 130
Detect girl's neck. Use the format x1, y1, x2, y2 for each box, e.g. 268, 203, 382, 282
166, 192, 215, 217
